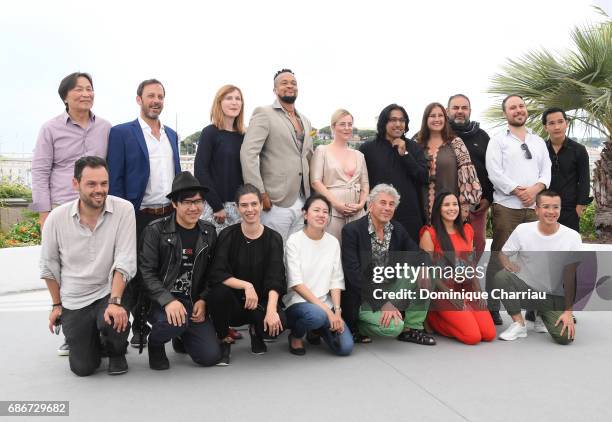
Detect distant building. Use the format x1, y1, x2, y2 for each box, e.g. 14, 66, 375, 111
0, 155, 32, 186
0, 154, 197, 188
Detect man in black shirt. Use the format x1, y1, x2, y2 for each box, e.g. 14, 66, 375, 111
447, 94, 494, 261
543, 107, 591, 232
359, 104, 429, 241
140, 171, 221, 370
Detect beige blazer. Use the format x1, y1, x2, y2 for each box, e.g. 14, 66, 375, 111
240, 99, 313, 207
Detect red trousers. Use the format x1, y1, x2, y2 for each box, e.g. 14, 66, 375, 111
427, 310, 496, 345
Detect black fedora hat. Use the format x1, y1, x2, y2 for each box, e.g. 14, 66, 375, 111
166, 171, 209, 200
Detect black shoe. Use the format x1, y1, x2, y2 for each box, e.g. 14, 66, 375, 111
490, 310, 503, 326
352, 331, 372, 344
108, 355, 128, 375
148, 344, 170, 370
216, 342, 231, 366
263, 332, 278, 343
397, 329, 436, 345
288, 335, 306, 356
172, 337, 187, 354
306, 329, 322, 345
130, 332, 148, 349
525, 310, 536, 322
249, 326, 267, 355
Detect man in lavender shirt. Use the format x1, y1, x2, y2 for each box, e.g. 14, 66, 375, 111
31, 72, 111, 356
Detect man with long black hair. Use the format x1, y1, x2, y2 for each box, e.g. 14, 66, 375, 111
359, 104, 429, 241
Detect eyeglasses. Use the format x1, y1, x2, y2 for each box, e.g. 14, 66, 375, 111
521, 143, 532, 159
180, 199, 204, 207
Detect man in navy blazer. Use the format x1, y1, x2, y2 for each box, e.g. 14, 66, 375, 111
107, 79, 181, 348
341, 183, 435, 346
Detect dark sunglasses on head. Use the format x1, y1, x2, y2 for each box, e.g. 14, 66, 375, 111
521, 143, 532, 159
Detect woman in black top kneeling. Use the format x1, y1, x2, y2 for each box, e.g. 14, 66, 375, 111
207, 184, 286, 365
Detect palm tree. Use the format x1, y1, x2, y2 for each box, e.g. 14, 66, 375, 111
484, 8, 612, 240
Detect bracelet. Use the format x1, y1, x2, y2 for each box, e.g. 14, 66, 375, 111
52, 302, 62, 308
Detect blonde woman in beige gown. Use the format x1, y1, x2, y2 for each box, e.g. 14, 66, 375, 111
311, 109, 369, 242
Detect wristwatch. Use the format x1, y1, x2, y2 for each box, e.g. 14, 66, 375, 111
108, 297, 122, 305
332, 306, 342, 313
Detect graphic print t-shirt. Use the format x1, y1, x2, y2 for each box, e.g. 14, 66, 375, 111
172, 224, 199, 295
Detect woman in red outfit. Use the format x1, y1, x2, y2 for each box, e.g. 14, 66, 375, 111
419, 191, 495, 345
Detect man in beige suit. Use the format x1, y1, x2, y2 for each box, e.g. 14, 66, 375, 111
241, 69, 313, 241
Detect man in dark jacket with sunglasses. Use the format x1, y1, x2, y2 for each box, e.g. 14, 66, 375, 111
139, 171, 221, 369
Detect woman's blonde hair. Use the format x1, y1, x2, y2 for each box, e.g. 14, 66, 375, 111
330, 108, 353, 128
210, 85, 245, 134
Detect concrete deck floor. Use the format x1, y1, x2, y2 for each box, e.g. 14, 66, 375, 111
1, 290, 611, 422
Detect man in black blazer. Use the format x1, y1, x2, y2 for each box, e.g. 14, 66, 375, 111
341, 183, 435, 345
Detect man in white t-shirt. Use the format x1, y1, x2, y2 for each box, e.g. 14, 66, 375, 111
494, 190, 581, 344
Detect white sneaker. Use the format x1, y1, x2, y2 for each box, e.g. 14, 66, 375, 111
57, 342, 70, 356
499, 321, 528, 341
533, 315, 548, 333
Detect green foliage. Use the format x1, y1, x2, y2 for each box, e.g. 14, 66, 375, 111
485, 10, 612, 140
318, 126, 332, 136
357, 129, 377, 140
181, 130, 201, 155
1, 213, 40, 247
313, 138, 331, 149
579, 202, 596, 240
0, 181, 32, 201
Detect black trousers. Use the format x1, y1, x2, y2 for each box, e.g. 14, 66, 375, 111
148, 294, 221, 366
207, 284, 287, 339
559, 207, 580, 233
62, 295, 130, 377
129, 209, 173, 336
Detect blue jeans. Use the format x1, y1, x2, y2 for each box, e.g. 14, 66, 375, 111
148, 294, 221, 366
286, 302, 353, 356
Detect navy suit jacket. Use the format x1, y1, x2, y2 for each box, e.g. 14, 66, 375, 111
107, 119, 181, 210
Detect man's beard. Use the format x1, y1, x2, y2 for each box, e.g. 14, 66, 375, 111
450, 118, 470, 127
279, 95, 297, 104
80, 193, 106, 210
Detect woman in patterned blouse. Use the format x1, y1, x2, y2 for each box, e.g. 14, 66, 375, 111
415, 102, 481, 223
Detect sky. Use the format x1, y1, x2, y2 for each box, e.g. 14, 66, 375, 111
0, 0, 610, 153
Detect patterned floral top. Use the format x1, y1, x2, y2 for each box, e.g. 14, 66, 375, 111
424, 137, 482, 223
367, 214, 394, 268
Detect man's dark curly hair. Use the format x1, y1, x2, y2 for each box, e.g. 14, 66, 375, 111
274, 68, 294, 81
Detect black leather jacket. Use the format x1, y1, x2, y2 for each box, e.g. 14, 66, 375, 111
139, 213, 217, 307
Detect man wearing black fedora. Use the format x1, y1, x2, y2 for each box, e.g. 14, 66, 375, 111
139, 171, 221, 369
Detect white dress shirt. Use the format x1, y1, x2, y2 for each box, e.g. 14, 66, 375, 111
139, 116, 175, 208
486, 128, 551, 209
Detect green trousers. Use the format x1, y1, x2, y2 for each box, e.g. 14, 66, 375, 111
493, 270, 574, 345
357, 277, 429, 337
